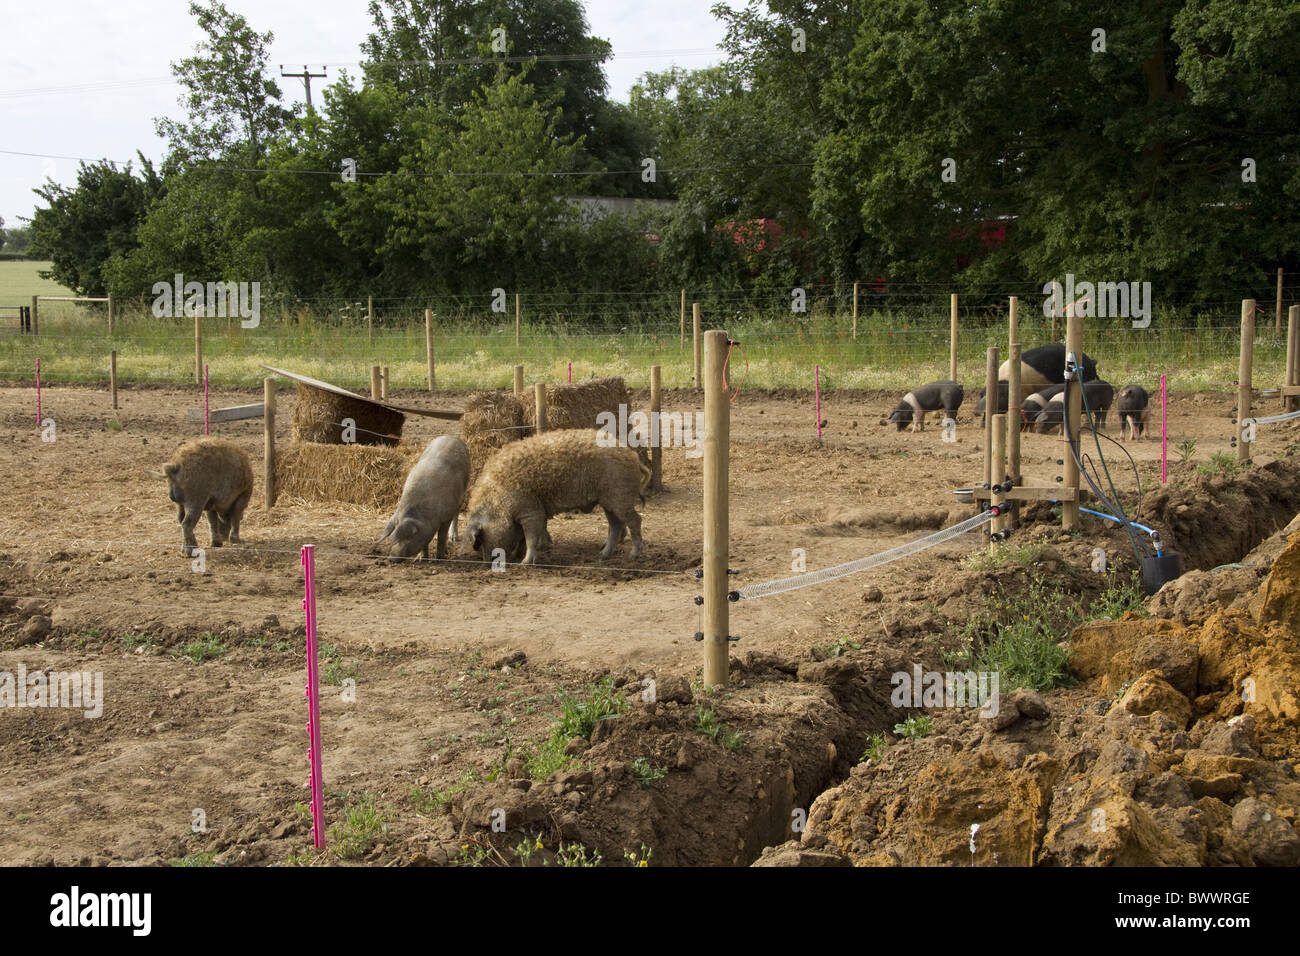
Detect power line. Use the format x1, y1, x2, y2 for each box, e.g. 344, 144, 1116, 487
279, 64, 327, 111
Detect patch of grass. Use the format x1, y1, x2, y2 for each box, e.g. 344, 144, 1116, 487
893, 715, 933, 740
1087, 570, 1149, 621
948, 573, 1075, 693
328, 797, 388, 861
629, 757, 668, 790
409, 769, 481, 812
1197, 451, 1245, 478
179, 633, 226, 663
1175, 437, 1197, 465
520, 678, 628, 780
169, 851, 218, 867
107, 419, 123, 432
963, 541, 1043, 572
693, 702, 744, 752
859, 733, 887, 764
121, 632, 156, 652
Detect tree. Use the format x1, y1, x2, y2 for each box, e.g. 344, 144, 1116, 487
29, 158, 161, 296
155, 0, 290, 166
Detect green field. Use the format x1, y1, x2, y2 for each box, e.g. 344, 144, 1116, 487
0, 259, 1285, 393
0, 259, 76, 302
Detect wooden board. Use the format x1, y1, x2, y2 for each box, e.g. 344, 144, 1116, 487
972, 485, 1081, 502
187, 402, 264, 423
259, 365, 463, 420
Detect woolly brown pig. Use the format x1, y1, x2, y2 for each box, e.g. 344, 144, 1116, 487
378, 435, 471, 561
465, 429, 649, 566
161, 438, 254, 557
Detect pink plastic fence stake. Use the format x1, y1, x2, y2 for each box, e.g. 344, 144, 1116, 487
204, 364, 210, 435
1160, 375, 1168, 484
567, 361, 572, 383
301, 545, 326, 850
35, 358, 41, 428
815, 364, 822, 440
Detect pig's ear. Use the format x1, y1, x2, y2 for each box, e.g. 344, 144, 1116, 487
378, 518, 395, 543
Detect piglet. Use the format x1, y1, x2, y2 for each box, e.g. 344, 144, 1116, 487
886, 381, 964, 432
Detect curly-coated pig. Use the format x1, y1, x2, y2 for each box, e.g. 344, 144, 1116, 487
379, 435, 471, 561
161, 438, 254, 556
465, 429, 650, 565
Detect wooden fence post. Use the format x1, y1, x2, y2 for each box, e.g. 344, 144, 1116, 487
1238, 299, 1255, 464
693, 303, 702, 388
107, 294, 114, 337
370, 365, 381, 400
949, 294, 959, 382
513, 364, 524, 397
381, 366, 389, 400
534, 383, 548, 433
31, 296, 38, 335
650, 365, 663, 491
1286, 304, 1299, 414
194, 314, 202, 384
1062, 311, 1084, 530
1006, 342, 1021, 529
264, 378, 277, 509
110, 350, 118, 410
425, 309, 436, 391
515, 293, 521, 349
983, 347, 998, 488
852, 281, 859, 339
991, 413, 1007, 539
703, 328, 730, 688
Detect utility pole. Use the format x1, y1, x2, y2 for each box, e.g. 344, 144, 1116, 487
280, 65, 327, 111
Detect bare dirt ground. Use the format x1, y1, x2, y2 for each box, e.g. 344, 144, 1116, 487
0, 377, 1293, 866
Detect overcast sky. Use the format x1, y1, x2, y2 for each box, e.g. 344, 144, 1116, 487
0, 0, 730, 226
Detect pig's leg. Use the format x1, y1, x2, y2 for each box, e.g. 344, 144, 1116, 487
518, 511, 547, 565
599, 508, 624, 559
181, 505, 203, 556
205, 509, 224, 547
622, 509, 643, 558
227, 492, 249, 544
435, 522, 449, 560
450, 513, 459, 543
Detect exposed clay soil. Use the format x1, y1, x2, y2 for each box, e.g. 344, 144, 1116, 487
1, 380, 1297, 866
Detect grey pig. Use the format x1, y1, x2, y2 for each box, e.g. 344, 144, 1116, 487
379, 435, 471, 561
886, 381, 964, 432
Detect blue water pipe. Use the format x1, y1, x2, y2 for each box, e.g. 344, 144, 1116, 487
1076, 506, 1163, 556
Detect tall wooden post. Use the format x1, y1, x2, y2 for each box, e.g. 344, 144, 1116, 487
991, 413, 1007, 539
367, 296, 373, 347
852, 281, 860, 339
194, 314, 202, 384
1286, 304, 1299, 413
1062, 311, 1084, 530
381, 366, 389, 400
425, 309, 435, 391
949, 294, 959, 382
30, 296, 38, 335
110, 350, 118, 410
534, 383, 548, 433
703, 329, 730, 688
370, 365, 381, 400
1276, 269, 1283, 335
264, 378, 277, 509
983, 347, 998, 488
1238, 299, 1255, 464
1008, 296, 1019, 354
650, 365, 663, 491
1006, 343, 1021, 529
680, 290, 686, 349
515, 293, 521, 349
513, 364, 524, 397
692, 303, 702, 388
107, 294, 114, 337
